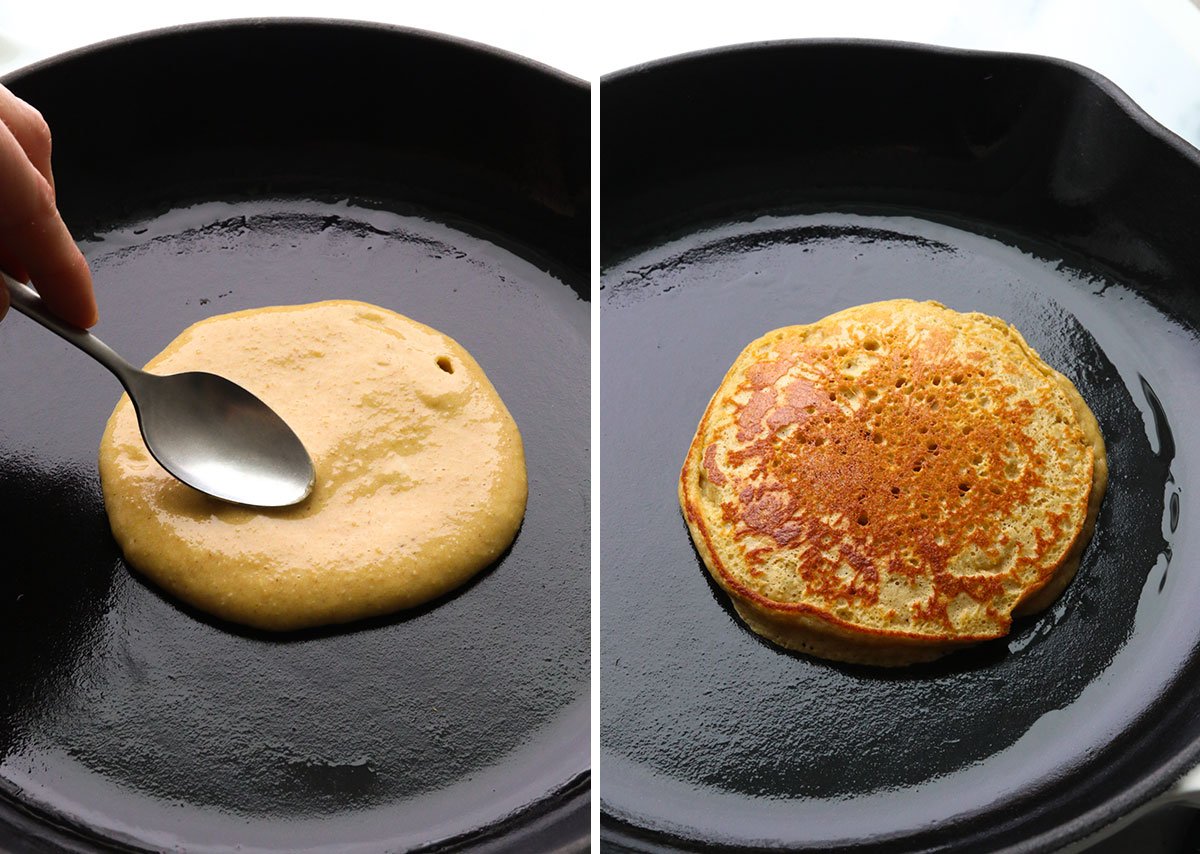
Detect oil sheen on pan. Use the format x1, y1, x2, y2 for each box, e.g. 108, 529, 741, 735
2, 197, 588, 852
601, 212, 1191, 849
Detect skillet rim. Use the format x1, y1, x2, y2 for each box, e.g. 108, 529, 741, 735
0, 17, 590, 854
600, 37, 1200, 853
3, 15, 590, 95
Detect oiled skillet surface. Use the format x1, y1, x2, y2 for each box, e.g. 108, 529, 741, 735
0, 21, 589, 853
601, 41, 1200, 853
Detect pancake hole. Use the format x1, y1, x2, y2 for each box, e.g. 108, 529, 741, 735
971, 453, 983, 465
918, 425, 928, 434
932, 376, 941, 386
962, 426, 974, 435
863, 339, 879, 351
896, 378, 906, 388
857, 513, 869, 526
436, 356, 454, 373
952, 373, 965, 384
959, 482, 971, 492
890, 486, 901, 495
927, 442, 938, 451
872, 434, 884, 444
829, 392, 837, 401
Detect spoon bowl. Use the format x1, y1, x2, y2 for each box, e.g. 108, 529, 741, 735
3, 274, 315, 508
125, 370, 315, 507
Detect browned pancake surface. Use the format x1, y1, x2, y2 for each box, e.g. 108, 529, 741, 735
679, 300, 1106, 665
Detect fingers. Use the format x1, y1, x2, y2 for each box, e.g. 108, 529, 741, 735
0, 86, 54, 191
0, 87, 96, 328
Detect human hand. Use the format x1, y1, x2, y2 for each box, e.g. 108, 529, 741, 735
0, 85, 97, 328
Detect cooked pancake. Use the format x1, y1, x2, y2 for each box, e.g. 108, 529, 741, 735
679, 299, 1106, 666
99, 300, 527, 631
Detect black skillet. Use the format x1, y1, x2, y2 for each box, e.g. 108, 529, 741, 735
601, 40, 1200, 852
0, 19, 589, 853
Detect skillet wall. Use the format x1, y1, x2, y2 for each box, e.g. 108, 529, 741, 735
16, 20, 589, 288
602, 41, 1200, 314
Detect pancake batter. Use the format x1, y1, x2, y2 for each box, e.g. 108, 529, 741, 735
99, 300, 527, 631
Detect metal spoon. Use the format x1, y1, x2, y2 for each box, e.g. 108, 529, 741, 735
3, 274, 315, 507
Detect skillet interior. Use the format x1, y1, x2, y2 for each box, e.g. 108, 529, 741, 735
0, 20, 589, 853
600, 41, 1200, 853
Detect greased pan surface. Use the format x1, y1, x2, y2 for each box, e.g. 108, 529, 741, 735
600, 41, 1200, 852
0, 20, 589, 853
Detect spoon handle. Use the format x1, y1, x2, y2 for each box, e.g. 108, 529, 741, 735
3, 273, 143, 388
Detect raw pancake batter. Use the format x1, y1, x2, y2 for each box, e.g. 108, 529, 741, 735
99, 300, 527, 631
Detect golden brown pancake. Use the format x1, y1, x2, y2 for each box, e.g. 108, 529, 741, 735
99, 300, 527, 631
679, 299, 1106, 665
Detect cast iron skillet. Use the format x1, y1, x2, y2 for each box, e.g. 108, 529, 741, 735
0, 19, 589, 853
601, 40, 1200, 852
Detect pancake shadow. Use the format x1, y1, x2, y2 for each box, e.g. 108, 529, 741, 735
684, 514, 1012, 680
117, 518, 526, 644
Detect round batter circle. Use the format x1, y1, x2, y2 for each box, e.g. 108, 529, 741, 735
99, 300, 528, 631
